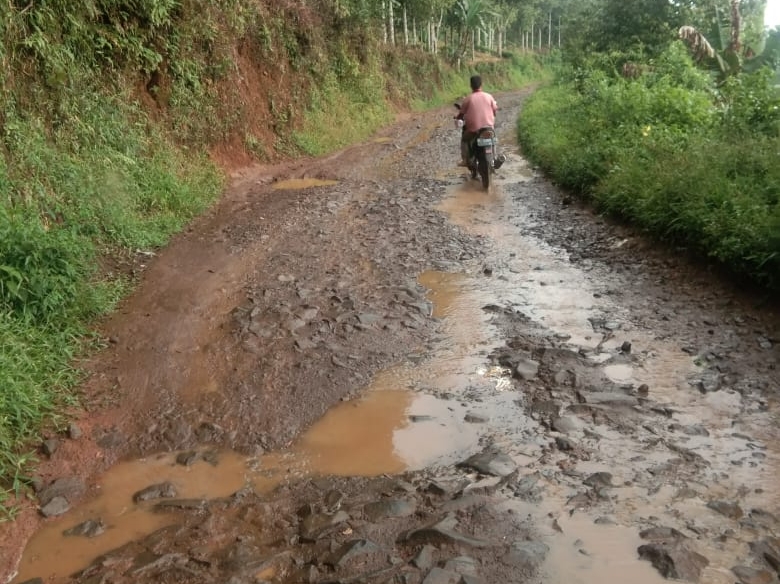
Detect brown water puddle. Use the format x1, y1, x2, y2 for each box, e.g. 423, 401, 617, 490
271, 178, 338, 190
12, 264, 506, 583
15, 150, 780, 584
435, 164, 780, 584
14, 452, 251, 582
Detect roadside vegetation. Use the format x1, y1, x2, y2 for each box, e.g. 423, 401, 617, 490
518, 0, 780, 289
0, 0, 546, 515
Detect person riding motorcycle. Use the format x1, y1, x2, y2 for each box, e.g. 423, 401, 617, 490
457, 75, 497, 167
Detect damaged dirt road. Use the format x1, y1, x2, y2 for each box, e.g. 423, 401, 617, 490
4, 88, 780, 584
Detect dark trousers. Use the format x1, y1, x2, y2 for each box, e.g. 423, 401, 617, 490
460, 130, 477, 163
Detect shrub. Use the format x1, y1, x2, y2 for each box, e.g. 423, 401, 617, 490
518, 43, 780, 288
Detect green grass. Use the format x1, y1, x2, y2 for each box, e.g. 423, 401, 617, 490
294, 69, 393, 156
517, 45, 780, 288
0, 80, 223, 516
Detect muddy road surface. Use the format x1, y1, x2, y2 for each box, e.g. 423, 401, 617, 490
3, 88, 780, 584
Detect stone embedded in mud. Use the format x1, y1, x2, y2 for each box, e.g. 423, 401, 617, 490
443, 556, 479, 577
551, 415, 583, 434
63, 518, 105, 538
501, 541, 550, 574
637, 543, 709, 582
554, 436, 576, 451
323, 489, 345, 512
152, 498, 207, 512
357, 312, 383, 325
707, 500, 744, 520
507, 356, 540, 381
464, 412, 489, 424
68, 423, 83, 439
38, 476, 86, 507
669, 423, 710, 437
640, 526, 687, 542
324, 539, 381, 568
411, 544, 436, 570
744, 509, 780, 532
194, 421, 222, 442
458, 448, 517, 477
40, 495, 70, 517
731, 565, 776, 584
513, 474, 542, 503
422, 567, 462, 584
299, 510, 350, 541
401, 513, 490, 548
132, 552, 189, 575
96, 428, 125, 449
133, 481, 178, 503
363, 499, 416, 521
176, 450, 200, 466
576, 391, 638, 406
583, 472, 613, 489
462, 476, 504, 497
693, 369, 722, 394
295, 337, 318, 350
409, 415, 435, 423
42, 438, 60, 456
749, 538, 780, 573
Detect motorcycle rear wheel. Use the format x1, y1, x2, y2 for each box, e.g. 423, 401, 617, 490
477, 152, 490, 190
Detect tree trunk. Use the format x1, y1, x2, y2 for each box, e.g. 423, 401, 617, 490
729, 0, 741, 53
435, 8, 444, 54
530, 20, 534, 52
413, 17, 417, 46
382, 1, 388, 43
388, 0, 395, 46
548, 11, 552, 48
558, 16, 561, 47
403, 5, 408, 45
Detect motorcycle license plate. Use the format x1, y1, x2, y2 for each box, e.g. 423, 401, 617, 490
476, 137, 495, 147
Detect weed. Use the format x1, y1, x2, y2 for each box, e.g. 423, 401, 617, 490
518, 44, 780, 288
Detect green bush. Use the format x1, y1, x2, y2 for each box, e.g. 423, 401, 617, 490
0, 210, 93, 325
518, 43, 780, 288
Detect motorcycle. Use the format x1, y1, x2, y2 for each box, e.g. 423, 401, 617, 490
454, 103, 505, 190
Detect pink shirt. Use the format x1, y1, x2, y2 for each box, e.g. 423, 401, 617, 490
460, 89, 497, 132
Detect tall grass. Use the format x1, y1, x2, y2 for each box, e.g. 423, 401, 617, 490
0, 79, 223, 516
518, 43, 780, 288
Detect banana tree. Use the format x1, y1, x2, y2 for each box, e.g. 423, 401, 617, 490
679, 0, 777, 78
451, 0, 494, 61
493, 2, 518, 56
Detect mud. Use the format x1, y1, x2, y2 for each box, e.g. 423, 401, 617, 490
3, 88, 780, 584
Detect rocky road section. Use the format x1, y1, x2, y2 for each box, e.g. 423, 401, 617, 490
6, 88, 780, 584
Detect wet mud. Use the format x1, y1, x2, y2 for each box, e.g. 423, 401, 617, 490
4, 89, 780, 584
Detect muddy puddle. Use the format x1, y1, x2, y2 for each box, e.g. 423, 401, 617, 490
437, 150, 780, 584
13, 147, 780, 584
271, 178, 338, 190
